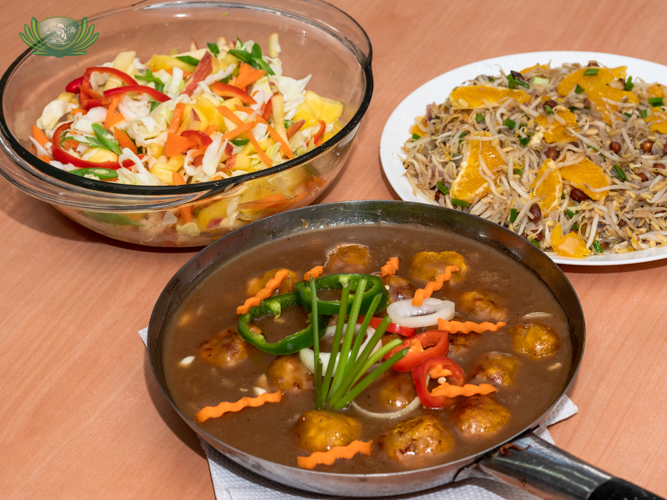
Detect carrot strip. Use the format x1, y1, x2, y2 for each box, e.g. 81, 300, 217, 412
220, 121, 257, 142
165, 132, 196, 157
218, 105, 245, 126
172, 171, 186, 185
266, 124, 295, 159
234, 63, 266, 90
237, 269, 289, 314
105, 112, 125, 129
70, 108, 86, 115
234, 104, 257, 116
169, 102, 186, 133
204, 124, 217, 135
430, 382, 498, 398
381, 257, 399, 277
237, 194, 291, 211
38, 155, 52, 163
246, 129, 273, 167
412, 266, 458, 306
196, 391, 282, 423
303, 266, 324, 281
112, 127, 137, 154
297, 440, 373, 470
104, 96, 121, 129
436, 319, 507, 334
32, 125, 49, 147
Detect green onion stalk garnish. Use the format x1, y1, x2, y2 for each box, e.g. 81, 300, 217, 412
310, 277, 407, 410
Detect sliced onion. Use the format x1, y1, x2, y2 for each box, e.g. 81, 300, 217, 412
387, 298, 455, 328
351, 396, 422, 420
521, 311, 552, 320
299, 324, 377, 373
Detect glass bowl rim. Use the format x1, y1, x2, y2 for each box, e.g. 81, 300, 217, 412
0, 0, 373, 197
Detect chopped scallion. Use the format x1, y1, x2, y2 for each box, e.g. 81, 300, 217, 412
515, 79, 530, 89
530, 239, 541, 248
509, 208, 518, 223
475, 113, 485, 123
513, 168, 523, 176
565, 209, 575, 218
503, 118, 516, 129
613, 164, 627, 181
436, 181, 449, 195
641, 109, 648, 118
649, 97, 664, 106
592, 241, 603, 253
544, 105, 554, 115
625, 76, 634, 91
451, 198, 470, 207
207, 42, 220, 57
575, 84, 585, 94
623, 112, 632, 118
411, 133, 421, 141
584, 67, 600, 76
175, 55, 200, 67
488, 77, 495, 82
231, 138, 249, 146
571, 224, 580, 231
507, 74, 516, 89
519, 136, 532, 147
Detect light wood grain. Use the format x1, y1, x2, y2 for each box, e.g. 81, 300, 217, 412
0, 0, 665, 498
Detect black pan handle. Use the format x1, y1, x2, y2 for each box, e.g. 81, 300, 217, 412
476, 431, 664, 500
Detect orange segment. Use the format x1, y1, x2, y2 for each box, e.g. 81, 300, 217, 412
551, 224, 591, 259
450, 133, 506, 203
531, 159, 563, 214
535, 108, 578, 144
587, 86, 638, 124
556, 66, 627, 96
560, 158, 610, 201
449, 85, 530, 109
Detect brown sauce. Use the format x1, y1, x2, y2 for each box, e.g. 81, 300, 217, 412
162, 224, 572, 473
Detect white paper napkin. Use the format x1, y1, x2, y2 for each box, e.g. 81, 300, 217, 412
139, 328, 577, 500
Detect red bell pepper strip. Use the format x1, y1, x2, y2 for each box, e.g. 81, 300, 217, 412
313, 120, 326, 145
51, 122, 121, 170
210, 82, 257, 105
66, 76, 83, 94
104, 85, 170, 103
357, 316, 416, 337
181, 52, 213, 97
262, 95, 274, 121
412, 356, 466, 409
385, 330, 449, 372
181, 130, 213, 149
286, 119, 305, 139
78, 67, 138, 110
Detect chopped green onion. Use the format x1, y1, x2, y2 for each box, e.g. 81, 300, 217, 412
623, 112, 632, 118
507, 74, 516, 89
613, 164, 627, 181
476, 113, 485, 123
575, 84, 585, 94
411, 133, 421, 141
571, 224, 579, 231
625, 76, 634, 91
488, 77, 495, 82
149, 101, 159, 112
584, 67, 600, 76
70, 167, 118, 180
452, 153, 461, 159
504, 118, 516, 129
649, 97, 664, 106
519, 136, 532, 147
229, 42, 275, 75
513, 168, 523, 176
451, 198, 470, 207
309, 278, 322, 409
565, 209, 575, 218
220, 74, 232, 84
515, 79, 530, 89
544, 105, 554, 115
592, 241, 603, 253
437, 181, 449, 195
532, 76, 549, 85
207, 42, 220, 57
135, 69, 164, 92
509, 208, 518, 223
458, 132, 469, 144
231, 138, 249, 146
561, 192, 566, 199
530, 239, 541, 248
641, 109, 648, 118
175, 55, 200, 67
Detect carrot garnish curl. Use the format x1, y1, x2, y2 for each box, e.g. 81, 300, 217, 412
437, 319, 507, 334
303, 266, 324, 281
237, 269, 289, 314
428, 367, 452, 379
196, 391, 282, 423
430, 382, 498, 398
412, 266, 458, 306
381, 257, 399, 277
297, 440, 373, 470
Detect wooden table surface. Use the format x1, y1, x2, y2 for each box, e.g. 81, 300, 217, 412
1, 0, 666, 498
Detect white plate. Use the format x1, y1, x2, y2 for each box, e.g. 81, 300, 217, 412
380, 51, 667, 266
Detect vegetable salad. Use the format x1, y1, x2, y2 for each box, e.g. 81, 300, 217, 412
31, 34, 344, 186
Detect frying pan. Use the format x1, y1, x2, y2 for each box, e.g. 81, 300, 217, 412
147, 200, 663, 499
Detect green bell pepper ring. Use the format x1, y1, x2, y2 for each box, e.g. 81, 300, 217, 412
237, 293, 329, 355
294, 274, 388, 316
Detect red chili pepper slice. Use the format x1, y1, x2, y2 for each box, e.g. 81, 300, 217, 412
385, 330, 449, 372
181, 52, 213, 97
104, 85, 170, 103
210, 81, 257, 105
357, 316, 416, 337
181, 130, 213, 149
78, 67, 138, 110
66, 76, 84, 94
412, 356, 465, 409
262, 94, 274, 121
51, 122, 121, 170
313, 120, 326, 145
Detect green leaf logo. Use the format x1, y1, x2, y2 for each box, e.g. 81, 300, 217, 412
20, 17, 98, 58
